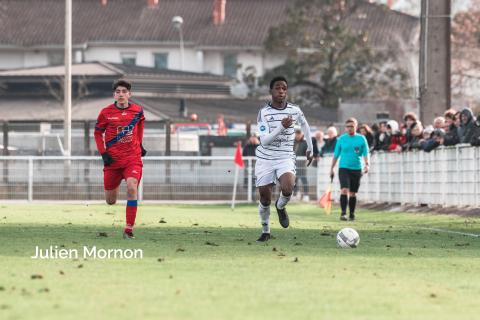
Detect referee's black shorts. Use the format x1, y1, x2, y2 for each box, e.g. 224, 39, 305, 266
338, 168, 362, 193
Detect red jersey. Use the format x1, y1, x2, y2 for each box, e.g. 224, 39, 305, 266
94, 102, 145, 168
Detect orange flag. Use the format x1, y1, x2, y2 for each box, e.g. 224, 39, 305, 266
318, 184, 332, 215
234, 143, 244, 168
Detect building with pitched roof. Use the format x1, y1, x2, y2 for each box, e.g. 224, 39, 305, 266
0, 0, 419, 81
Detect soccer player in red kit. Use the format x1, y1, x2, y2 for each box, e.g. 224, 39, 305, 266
94, 79, 147, 239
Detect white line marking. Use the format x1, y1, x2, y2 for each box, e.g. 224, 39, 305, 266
418, 227, 480, 238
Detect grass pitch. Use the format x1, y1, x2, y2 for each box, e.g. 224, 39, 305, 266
1, 203, 480, 320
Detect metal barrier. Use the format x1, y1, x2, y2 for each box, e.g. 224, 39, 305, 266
1, 144, 479, 206
0, 156, 318, 202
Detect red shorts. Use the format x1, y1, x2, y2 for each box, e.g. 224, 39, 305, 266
103, 163, 143, 191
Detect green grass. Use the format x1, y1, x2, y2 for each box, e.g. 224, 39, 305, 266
1, 203, 480, 320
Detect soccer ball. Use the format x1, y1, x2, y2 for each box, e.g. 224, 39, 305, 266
336, 228, 360, 248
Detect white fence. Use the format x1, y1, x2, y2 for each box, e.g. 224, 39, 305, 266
1, 144, 479, 207
0, 156, 318, 202
315, 144, 480, 207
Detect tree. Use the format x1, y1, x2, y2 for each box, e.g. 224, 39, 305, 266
451, 5, 480, 101
263, 0, 410, 109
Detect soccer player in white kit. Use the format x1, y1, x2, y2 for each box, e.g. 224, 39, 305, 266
255, 76, 314, 242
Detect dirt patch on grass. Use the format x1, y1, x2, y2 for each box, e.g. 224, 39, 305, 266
359, 202, 480, 218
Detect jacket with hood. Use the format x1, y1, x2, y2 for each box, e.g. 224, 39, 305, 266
386, 120, 406, 151
457, 108, 476, 144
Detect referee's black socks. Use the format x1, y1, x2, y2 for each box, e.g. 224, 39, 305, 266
340, 194, 348, 215
349, 196, 357, 215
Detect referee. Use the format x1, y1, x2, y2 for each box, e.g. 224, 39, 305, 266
330, 118, 370, 221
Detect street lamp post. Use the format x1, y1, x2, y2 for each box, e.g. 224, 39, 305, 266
64, 0, 72, 156
172, 16, 185, 71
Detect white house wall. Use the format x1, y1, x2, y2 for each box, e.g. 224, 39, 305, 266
24, 51, 49, 68
203, 51, 223, 75
84, 46, 202, 72
0, 51, 48, 69
0, 51, 25, 69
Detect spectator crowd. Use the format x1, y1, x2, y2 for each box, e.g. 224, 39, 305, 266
318, 108, 480, 155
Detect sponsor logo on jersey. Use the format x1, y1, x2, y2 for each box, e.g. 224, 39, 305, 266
107, 117, 119, 120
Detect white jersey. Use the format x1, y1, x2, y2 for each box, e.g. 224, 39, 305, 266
256, 102, 308, 160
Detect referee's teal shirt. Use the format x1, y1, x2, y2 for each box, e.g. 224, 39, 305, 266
333, 133, 369, 170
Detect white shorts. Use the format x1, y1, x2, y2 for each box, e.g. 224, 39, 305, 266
255, 158, 296, 187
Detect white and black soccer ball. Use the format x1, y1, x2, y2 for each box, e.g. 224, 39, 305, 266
336, 228, 360, 248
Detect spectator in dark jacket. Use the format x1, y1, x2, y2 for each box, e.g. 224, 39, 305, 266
374, 121, 389, 151
359, 124, 375, 151
293, 127, 310, 202
403, 121, 425, 151
457, 107, 476, 144
403, 112, 418, 144
320, 126, 338, 156
242, 135, 259, 157
443, 109, 459, 146
469, 116, 480, 146
423, 129, 446, 152
242, 135, 259, 196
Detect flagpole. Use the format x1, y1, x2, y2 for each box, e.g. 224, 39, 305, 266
231, 165, 239, 210
231, 142, 245, 211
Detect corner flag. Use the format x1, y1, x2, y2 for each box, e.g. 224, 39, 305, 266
234, 143, 244, 168
231, 142, 244, 210
318, 184, 333, 215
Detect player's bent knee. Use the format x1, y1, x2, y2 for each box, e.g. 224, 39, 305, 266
260, 199, 271, 207
281, 186, 294, 197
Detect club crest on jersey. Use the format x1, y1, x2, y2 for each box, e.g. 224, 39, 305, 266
116, 124, 134, 143
260, 125, 266, 132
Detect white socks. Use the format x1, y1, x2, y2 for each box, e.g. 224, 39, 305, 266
276, 192, 291, 209
258, 203, 270, 234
